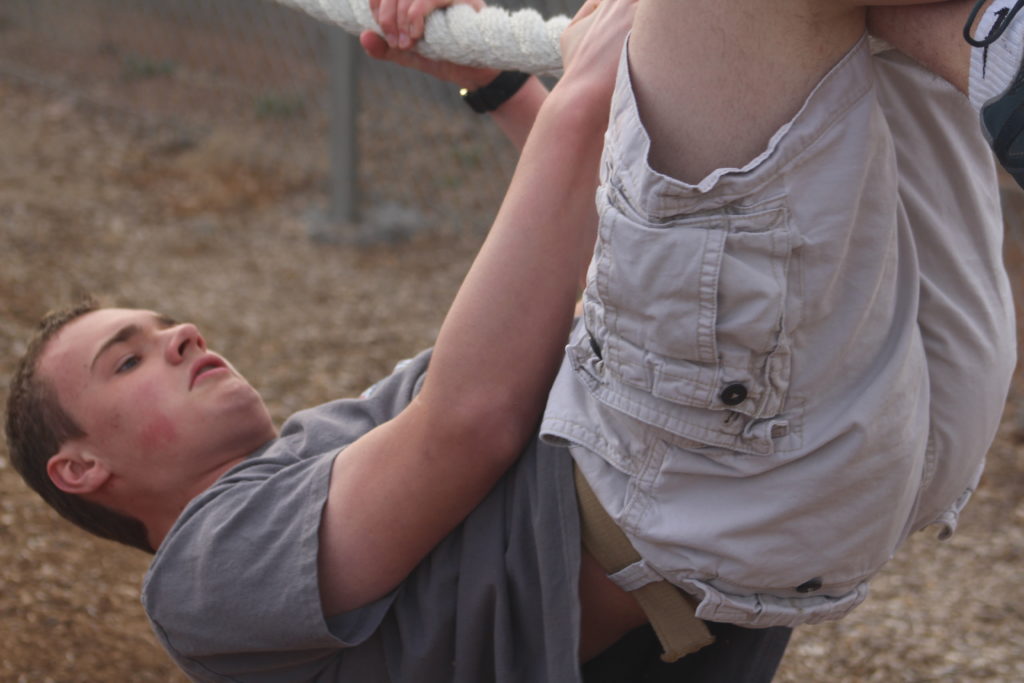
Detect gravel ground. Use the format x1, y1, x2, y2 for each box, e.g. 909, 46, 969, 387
0, 67, 1022, 683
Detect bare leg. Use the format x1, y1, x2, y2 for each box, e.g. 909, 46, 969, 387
869, 0, 976, 95
627, 0, 867, 183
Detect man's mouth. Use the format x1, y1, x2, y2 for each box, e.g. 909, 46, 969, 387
190, 356, 227, 389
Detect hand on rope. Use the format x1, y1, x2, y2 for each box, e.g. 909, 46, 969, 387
371, 0, 484, 51
361, 0, 501, 90
361, 0, 549, 151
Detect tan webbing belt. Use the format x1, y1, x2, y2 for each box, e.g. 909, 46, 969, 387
574, 466, 715, 662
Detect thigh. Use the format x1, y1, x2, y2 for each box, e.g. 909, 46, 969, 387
546, 37, 920, 628
627, 0, 866, 183
873, 48, 1015, 530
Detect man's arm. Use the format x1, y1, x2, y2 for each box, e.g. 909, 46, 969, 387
317, 0, 635, 616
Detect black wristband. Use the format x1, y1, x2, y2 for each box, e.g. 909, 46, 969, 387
460, 71, 530, 113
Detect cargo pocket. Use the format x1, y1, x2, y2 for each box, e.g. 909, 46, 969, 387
586, 198, 796, 450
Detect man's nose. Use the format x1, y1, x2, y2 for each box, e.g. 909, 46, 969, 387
165, 323, 207, 363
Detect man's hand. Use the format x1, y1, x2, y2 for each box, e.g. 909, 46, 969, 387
360, 0, 550, 150
370, 0, 484, 50
363, 0, 500, 90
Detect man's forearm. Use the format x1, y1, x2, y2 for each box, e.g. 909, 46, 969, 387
420, 71, 610, 450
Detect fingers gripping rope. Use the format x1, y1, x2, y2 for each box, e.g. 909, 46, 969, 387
275, 0, 571, 76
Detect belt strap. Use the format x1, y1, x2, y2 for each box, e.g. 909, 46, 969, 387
574, 466, 715, 662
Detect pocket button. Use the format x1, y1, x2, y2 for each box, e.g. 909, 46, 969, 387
720, 383, 748, 406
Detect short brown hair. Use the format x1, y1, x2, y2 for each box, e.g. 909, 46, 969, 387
4, 298, 153, 553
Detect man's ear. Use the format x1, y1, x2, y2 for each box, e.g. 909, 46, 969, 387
47, 444, 111, 495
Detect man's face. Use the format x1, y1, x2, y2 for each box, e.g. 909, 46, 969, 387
39, 308, 276, 498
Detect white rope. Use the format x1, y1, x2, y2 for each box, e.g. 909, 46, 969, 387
275, 0, 570, 76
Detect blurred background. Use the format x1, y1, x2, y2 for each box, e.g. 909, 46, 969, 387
0, 1, 1021, 680
0, 0, 581, 240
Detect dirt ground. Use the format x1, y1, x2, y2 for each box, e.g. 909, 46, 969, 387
0, 59, 1022, 682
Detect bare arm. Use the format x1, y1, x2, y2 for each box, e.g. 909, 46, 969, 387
479, 75, 548, 150
318, 0, 635, 616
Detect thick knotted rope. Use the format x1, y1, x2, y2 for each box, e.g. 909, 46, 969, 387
275, 0, 570, 76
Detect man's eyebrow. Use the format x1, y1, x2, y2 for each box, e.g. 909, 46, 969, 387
155, 314, 178, 328
89, 314, 178, 372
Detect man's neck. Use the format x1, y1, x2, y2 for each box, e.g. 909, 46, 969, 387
144, 453, 252, 550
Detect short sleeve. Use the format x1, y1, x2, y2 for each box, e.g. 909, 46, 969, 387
142, 448, 396, 682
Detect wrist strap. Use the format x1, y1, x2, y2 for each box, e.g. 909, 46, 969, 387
460, 71, 530, 113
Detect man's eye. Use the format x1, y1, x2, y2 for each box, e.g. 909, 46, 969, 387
115, 355, 141, 374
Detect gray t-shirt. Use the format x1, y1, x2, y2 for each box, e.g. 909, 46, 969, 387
142, 350, 582, 682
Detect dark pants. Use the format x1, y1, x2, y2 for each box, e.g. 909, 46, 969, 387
582, 621, 793, 683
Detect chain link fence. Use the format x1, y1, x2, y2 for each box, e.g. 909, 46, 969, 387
0, 0, 583, 238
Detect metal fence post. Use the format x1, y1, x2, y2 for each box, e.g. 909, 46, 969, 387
309, 21, 360, 242
328, 23, 358, 226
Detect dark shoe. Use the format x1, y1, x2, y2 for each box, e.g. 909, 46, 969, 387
965, 0, 1024, 188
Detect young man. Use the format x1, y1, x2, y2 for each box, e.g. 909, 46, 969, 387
4, 2, 791, 681
5, 0, 1018, 680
